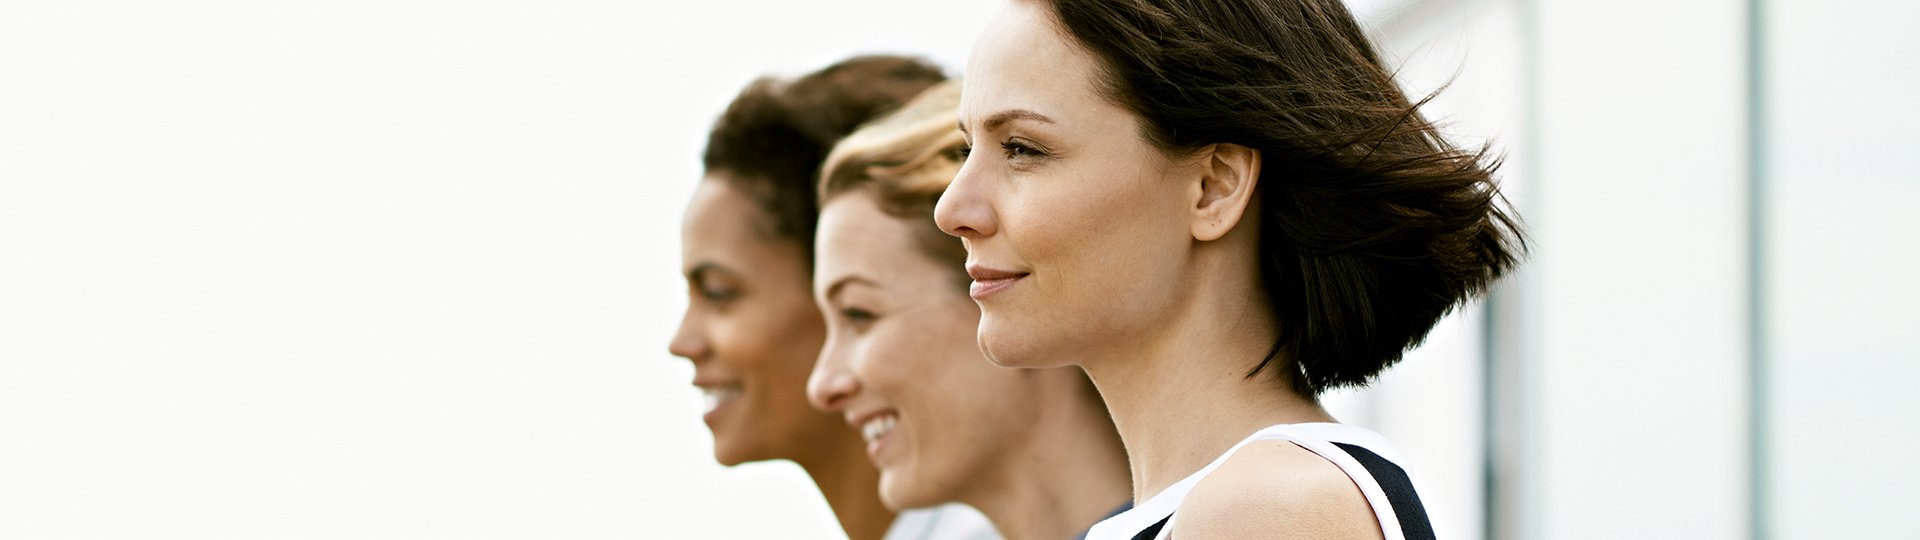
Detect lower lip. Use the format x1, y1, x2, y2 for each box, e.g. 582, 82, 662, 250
702, 394, 735, 427
866, 425, 895, 463
969, 276, 1023, 299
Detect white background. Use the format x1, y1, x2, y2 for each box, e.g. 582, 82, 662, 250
7, 0, 1916, 539
0, 1, 994, 538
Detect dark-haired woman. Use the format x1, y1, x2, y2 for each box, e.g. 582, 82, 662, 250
936, 1, 1523, 539
670, 55, 996, 540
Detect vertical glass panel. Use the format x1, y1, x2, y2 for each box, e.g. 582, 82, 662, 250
1762, 1, 1920, 537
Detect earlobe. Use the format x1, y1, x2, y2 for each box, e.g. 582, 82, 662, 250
1191, 143, 1262, 242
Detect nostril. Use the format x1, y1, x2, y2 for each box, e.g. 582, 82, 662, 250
815, 391, 842, 411
933, 187, 995, 239
667, 340, 701, 361
807, 371, 857, 412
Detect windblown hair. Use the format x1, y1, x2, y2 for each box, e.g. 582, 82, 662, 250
818, 80, 970, 289
1040, 0, 1526, 395
701, 55, 947, 266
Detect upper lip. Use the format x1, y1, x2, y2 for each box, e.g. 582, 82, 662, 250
965, 263, 1028, 281
844, 408, 896, 430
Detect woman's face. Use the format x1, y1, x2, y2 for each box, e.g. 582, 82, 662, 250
670, 177, 846, 466
936, 1, 1200, 368
809, 192, 1041, 509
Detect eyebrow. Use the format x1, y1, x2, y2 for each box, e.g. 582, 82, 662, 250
686, 262, 728, 282
822, 274, 880, 302
958, 109, 1057, 135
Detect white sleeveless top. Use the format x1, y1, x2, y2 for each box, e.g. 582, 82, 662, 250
884, 503, 1001, 540
1083, 423, 1436, 540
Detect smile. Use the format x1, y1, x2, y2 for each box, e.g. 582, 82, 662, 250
850, 411, 901, 462
859, 413, 898, 444
699, 386, 741, 413
696, 384, 742, 425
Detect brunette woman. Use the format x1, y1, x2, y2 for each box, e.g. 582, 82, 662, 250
936, 2, 1524, 539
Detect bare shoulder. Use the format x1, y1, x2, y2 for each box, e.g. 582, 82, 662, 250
1169, 440, 1383, 539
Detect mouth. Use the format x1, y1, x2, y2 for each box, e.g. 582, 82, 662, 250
696, 383, 742, 424
965, 264, 1029, 300
849, 411, 900, 462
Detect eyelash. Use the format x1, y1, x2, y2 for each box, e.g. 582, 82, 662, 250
956, 140, 1047, 161
1002, 141, 1044, 159
843, 308, 875, 321
698, 287, 736, 302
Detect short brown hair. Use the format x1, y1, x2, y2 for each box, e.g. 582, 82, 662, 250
818, 80, 969, 289
701, 55, 947, 266
1039, 0, 1526, 395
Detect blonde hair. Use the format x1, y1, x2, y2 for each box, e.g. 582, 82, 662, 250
818, 80, 968, 283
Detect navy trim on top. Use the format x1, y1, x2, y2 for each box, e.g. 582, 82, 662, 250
1332, 442, 1435, 540
1129, 515, 1169, 540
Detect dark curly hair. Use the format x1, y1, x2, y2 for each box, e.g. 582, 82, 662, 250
1040, 0, 1526, 395
701, 55, 947, 266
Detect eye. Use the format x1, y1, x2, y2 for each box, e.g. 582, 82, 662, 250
841, 307, 878, 330
955, 144, 972, 160
698, 285, 737, 303
1002, 140, 1046, 160
688, 267, 743, 306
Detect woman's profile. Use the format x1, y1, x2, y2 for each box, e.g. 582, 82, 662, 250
670, 55, 995, 540
937, 1, 1524, 538
808, 80, 1131, 540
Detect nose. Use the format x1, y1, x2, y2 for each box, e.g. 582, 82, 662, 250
667, 303, 708, 362
806, 335, 858, 412
934, 155, 997, 240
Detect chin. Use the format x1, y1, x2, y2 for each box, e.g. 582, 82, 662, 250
978, 315, 1069, 369
877, 468, 943, 512
708, 425, 773, 467
709, 438, 750, 467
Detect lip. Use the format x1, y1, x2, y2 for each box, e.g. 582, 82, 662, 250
965, 263, 1028, 300
845, 408, 900, 463
693, 379, 741, 427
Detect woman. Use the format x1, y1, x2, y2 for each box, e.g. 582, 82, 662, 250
935, 1, 1524, 539
669, 55, 995, 540
808, 80, 1131, 540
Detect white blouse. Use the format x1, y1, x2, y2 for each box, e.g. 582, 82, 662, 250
884, 503, 1000, 540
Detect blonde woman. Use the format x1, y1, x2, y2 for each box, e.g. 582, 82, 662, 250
809, 80, 1132, 540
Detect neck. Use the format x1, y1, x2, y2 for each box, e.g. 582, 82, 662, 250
1082, 253, 1334, 502
963, 369, 1133, 540
793, 433, 895, 540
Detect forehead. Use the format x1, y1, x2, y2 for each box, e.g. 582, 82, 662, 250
681, 177, 799, 271
814, 193, 945, 294
961, 1, 1108, 129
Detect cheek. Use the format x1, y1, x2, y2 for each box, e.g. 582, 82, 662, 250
724, 303, 824, 411
901, 307, 1012, 439
858, 317, 964, 400
1014, 161, 1188, 309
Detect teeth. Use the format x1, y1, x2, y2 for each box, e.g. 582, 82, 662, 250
860, 414, 898, 443
701, 387, 740, 413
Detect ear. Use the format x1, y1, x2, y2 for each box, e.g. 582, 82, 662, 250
1189, 143, 1262, 242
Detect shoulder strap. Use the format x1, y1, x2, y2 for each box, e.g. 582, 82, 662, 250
1129, 515, 1170, 540
1332, 443, 1435, 540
